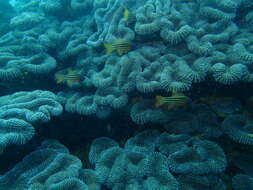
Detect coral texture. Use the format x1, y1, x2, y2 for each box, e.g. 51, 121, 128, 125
222, 114, 253, 144
88, 130, 227, 189
0, 90, 62, 153
0, 140, 87, 190
1, 1, 253, 189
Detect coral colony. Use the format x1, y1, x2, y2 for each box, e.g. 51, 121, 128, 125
0, 0, 253, 189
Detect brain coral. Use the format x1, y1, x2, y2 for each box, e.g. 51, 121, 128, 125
136, 61, 163, 93
89, 137, 119, 165
87, 0, 135, 47
160, 62, 192, 92
39, 0, 65, 15
0, 140, 88, 190
79, 169, 102, 190
162, 104, 223, 138
222, 114, 253, 144
211, 63, 249, 84
0, 90, 62, 153
0, 118, 35, 154
125, 130, 160, 153
10, 12, 45, 31
167, 139, 227, 175
57, 91, 113, 119
95, 146, 124, 184
9, 53, 57, 76
232, 174, 253, 190
91, 131, 180, 190
156, 132, 191, 157
142, 152, 179, 190
71, 0, 93, 13
130, 99, 170, 125
94, 87, 128, 109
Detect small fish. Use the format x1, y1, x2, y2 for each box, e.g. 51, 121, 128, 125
104, 39, 132, 56
155, 91, 192, 110
123, 8, 135, 25
55, 68, 81, 87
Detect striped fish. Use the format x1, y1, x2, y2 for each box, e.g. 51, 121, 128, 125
124, 8, 135, 25
55, 68, 81, 87
104, 39, 132, 56
155, 91, 192, 110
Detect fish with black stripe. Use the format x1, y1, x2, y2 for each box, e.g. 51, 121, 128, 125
155, 91, 192, 110
55, 68, 82, 87
104, 38, 133, 56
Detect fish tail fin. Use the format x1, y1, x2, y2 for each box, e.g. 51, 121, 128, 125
104, 43, 114, 54
55, 73, 65, 84
155, 96, 164, 107
66, 80, 74, 88
124, 8, 129, 21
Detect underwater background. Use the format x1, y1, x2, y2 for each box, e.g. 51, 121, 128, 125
0, 0, 253, 189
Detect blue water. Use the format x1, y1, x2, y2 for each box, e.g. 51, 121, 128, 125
0, 0, 253, 189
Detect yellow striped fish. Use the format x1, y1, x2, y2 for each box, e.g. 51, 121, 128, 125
55, 68, 81, 87
155, 91, 192, 110
124, 8, 135, 25
104, 39, 132, 56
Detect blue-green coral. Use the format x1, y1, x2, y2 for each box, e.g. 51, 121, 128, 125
222, 114, 253, 144
232, 174, 253, 190
167, 139, 227, 175
0, 140, 86, 190
0, 90, 62, 153
87, 130, 228, 189
130, 100, 169, 125
1, 1, 253, 189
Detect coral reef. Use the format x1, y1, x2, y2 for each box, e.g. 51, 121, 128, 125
1, 0, 253, 189
87, 130, 227, 189
0, 90, 62, 153
2, 0, 252, 119
222, 114, 253, 144
91, 131, 180, 190
0, 140, 95, 190
232, 174, 253, 190
130, 99, 169, 125
163, 104, 223, 138
222, 115, 253, 145
167, 139, 227, 175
